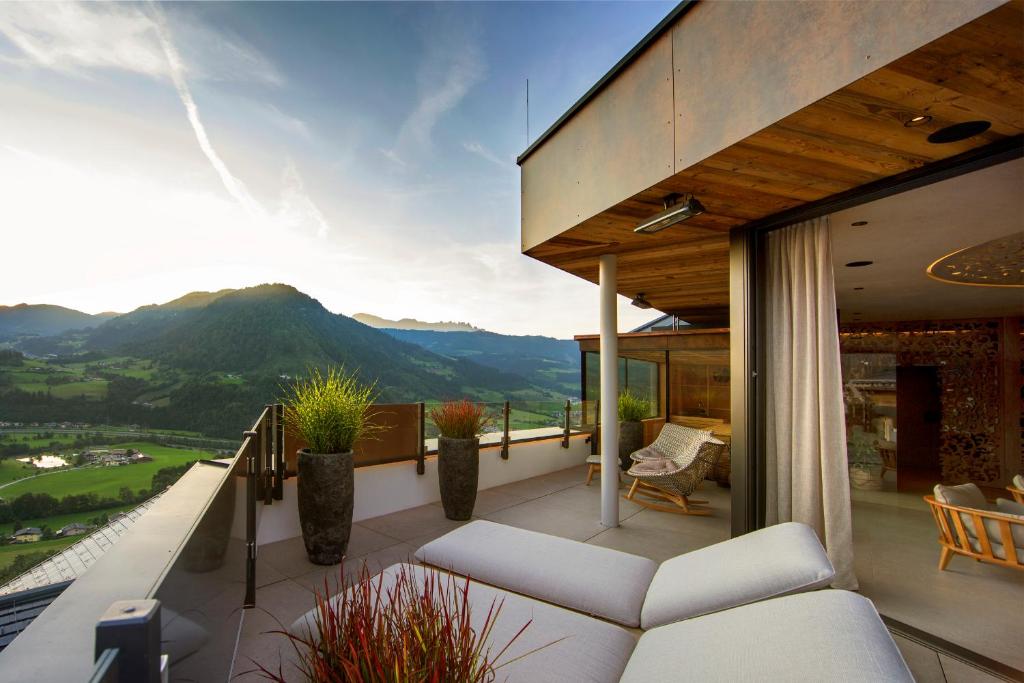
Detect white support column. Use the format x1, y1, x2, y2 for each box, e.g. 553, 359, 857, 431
599, 254, 620, 528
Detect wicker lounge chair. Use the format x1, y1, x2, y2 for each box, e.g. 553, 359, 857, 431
625, 423, 725, 515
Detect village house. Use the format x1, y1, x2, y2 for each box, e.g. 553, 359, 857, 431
9, 528, 41, 544
57, 523, 91, 538
84, 448, 151, 467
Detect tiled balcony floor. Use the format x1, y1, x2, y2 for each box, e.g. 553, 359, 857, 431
232, 465, 1016, 682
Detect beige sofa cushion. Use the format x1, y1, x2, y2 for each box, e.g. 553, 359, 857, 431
624, 591, 912, 683
291, 563, 637, 683
934, 482, 988, 509
640, 522, 834, 629
415, 520, 658, 627
997, 498, 1024, 516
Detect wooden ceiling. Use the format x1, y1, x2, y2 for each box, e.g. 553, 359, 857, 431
525, 2, 1024, 321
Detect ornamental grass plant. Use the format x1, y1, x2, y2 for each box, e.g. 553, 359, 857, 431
284, 367, 379, 454
430, 400, 491, 440
253, 562, 545, 683
618, 389, 650, 422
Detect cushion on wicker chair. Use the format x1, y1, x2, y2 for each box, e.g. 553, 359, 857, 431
649, 423, 716, 469
631, 458, 681, 474
630, 445, 667, 461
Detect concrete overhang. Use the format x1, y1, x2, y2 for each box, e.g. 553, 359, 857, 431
518, 0, 1022, 319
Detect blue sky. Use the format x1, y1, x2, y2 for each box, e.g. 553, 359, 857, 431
0, 1, 672, 337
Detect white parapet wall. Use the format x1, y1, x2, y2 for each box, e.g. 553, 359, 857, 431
254, 431, 591, 546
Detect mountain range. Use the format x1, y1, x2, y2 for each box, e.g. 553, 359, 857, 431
0, 285, 579, 436
0, 304, 117, 340
353, 313, 481, 332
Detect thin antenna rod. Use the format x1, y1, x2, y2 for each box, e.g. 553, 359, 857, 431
526, 78, 530, 145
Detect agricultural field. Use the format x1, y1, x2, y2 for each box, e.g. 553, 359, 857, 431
14, 505, 135, 537
0, 432, 82, 449
0, 442, 215, 500
0, 355, 161, 400
0, 536, 79, 572
0, 458, 38, 485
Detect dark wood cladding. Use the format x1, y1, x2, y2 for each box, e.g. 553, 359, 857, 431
527, 2, 1024, 318
575, 328, 729, 355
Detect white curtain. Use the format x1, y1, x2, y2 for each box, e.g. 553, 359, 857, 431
764, 216, 857, 590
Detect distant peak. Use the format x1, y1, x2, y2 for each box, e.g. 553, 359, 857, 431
353, 313, 482, 332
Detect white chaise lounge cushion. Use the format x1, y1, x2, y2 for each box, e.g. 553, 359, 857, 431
290, 563, 637, 683
415, 519, 658, 627
623, 591, 913, 683
640, 521, 834, 628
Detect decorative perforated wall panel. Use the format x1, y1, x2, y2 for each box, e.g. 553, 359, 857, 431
840, 320, 1005, 485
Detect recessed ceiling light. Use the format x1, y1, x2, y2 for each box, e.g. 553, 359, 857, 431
845, 261, 873, 268
851, 221, 868, 227
854, 287, 864, 291
904, 114, 932, 127
927, 120, 991, 144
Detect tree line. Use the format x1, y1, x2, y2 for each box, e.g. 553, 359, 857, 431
0, 461, 198, 528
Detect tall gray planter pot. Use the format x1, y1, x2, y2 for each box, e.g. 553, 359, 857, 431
297, 449, 354, 565
438, 437, 479, 521
619, 421, 643, 470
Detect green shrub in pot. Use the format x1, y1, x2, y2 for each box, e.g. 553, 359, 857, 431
284, 367, 379, 565
617, 390, 649, 471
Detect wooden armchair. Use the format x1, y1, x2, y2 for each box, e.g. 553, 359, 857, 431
1008, 473, 1024, 504
925, 494, 1024, 572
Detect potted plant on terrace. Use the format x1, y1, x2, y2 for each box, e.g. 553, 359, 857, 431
284, 367, 378, 565
431, 400, 491, 520
252, 563, 535, 682
618, 389, 649, 471
847, 438, 884, 491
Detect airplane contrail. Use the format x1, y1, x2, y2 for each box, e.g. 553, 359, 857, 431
148, 4, 264, 219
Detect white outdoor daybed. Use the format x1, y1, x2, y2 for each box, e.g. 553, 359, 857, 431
292, 521, 912, 682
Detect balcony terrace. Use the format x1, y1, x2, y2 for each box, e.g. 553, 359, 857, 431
0, 402, 1019, 682
234, 461, 1019, 682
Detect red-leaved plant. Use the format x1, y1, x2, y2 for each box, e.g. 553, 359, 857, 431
251, 562, 547, 683
429, 400, 491, 440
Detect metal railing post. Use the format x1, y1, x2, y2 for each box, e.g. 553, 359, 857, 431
253, 416, 265, 503
417, 402, 426, 475
243, 430, 257, 608
501, 400, 510, 460
94, 599, 163, 683
592, 399, 600, 456
562, 399, 571, 448
273, 403, 285, 498
261, 408, 273, 505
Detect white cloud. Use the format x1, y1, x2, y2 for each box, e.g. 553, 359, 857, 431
386, 12, 485, 165
277, 161, 330, 240
149, 5, 264, 218
0, 2, 168, 77
462, 141, 509, 168
0, 1, 280, 84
